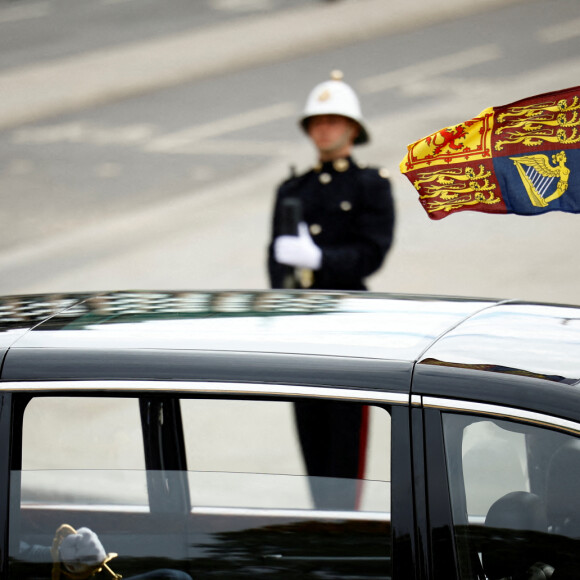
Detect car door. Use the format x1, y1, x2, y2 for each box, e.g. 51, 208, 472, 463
175, 384, 413, 580
4, 389, 191, 580
0, 380, 416, 580
416, 393, 580, 580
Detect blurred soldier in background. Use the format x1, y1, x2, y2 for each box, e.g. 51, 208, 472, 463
267, 70, 395, 291
267, 71, 395, 509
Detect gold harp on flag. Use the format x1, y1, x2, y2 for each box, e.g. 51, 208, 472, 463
510, 151, 570, 208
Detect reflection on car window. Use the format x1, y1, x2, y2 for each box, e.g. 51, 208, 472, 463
21, 397, 147, 506
12, 396, 190, 579
180, 398, 392, 580
180, 399, 391, 512
9, 394, 393, 580
443, 412, 580, 580
462, 420, 529, 516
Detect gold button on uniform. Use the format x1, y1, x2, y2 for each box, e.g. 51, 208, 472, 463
309, 224, 322, 235
319, 172, 332, 184
379, 168, 390, 179
333, 158, 349, 172
340, 201, 352, 211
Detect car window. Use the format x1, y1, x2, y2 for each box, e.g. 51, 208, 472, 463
180, 398, 392, 580
443, 412, 580, 580
10, 395, 166, 580
461, 420, 529, 516
8, 393, 393, 580
180, 399, 391, 511
20, 396, 147, 506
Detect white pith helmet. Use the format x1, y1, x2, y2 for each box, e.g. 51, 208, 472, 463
300, 70, 369, 145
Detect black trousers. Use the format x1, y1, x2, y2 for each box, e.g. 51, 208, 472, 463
294, 400, 368, 509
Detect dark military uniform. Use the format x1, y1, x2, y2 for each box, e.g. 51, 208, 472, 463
267, 156, 395, 509
268, 156, 395, 290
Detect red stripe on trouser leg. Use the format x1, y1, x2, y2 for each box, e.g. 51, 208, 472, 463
355, 405, 370, 509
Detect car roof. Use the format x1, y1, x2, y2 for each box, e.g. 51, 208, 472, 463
1, 290, 579, 387
0, 290, 496, 359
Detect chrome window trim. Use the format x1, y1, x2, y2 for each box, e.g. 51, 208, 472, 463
191, 506, 390, 521
21, 503, 150, 514
0, 380, 407, 405
20, 503, 389, 521
424, 396, 580, 435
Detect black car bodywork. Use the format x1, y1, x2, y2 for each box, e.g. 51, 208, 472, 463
0, 290, 579, 580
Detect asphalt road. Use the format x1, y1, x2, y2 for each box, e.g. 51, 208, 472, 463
0, 0, 313, 71
1, 0, 580, 305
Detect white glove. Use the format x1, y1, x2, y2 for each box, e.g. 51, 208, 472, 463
274, 222, 322, 270
59, 527, 107, 573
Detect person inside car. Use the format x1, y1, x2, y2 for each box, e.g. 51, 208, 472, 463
20, 524, 193, 580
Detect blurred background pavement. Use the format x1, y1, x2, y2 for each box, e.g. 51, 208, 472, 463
1, 0, 579, 305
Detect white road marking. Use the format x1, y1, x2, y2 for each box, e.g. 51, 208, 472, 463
95, 162, 123, 178
0, 2, 49, 24
146, 102, 297, 153
538, 18, 580, 43
210, 0, 274, 12
101, 0, 140, 5
190, 165, 217, 181
9, 115, 296, 159
358, 44, 502, 95
154, 138, 297, 156
12, 122, 156, 145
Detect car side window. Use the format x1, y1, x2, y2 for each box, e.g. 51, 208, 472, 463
443, 412, 580, 580
461, 420, 529, 516
20, 396, 147, 506
180, 398, 392, 580
8, 394, 392, 580
10, 396, 170, 580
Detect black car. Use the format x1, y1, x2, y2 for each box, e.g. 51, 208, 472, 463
0, 290, 579, 580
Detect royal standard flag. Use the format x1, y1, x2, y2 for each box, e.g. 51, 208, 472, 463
400, 86, 580, 220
